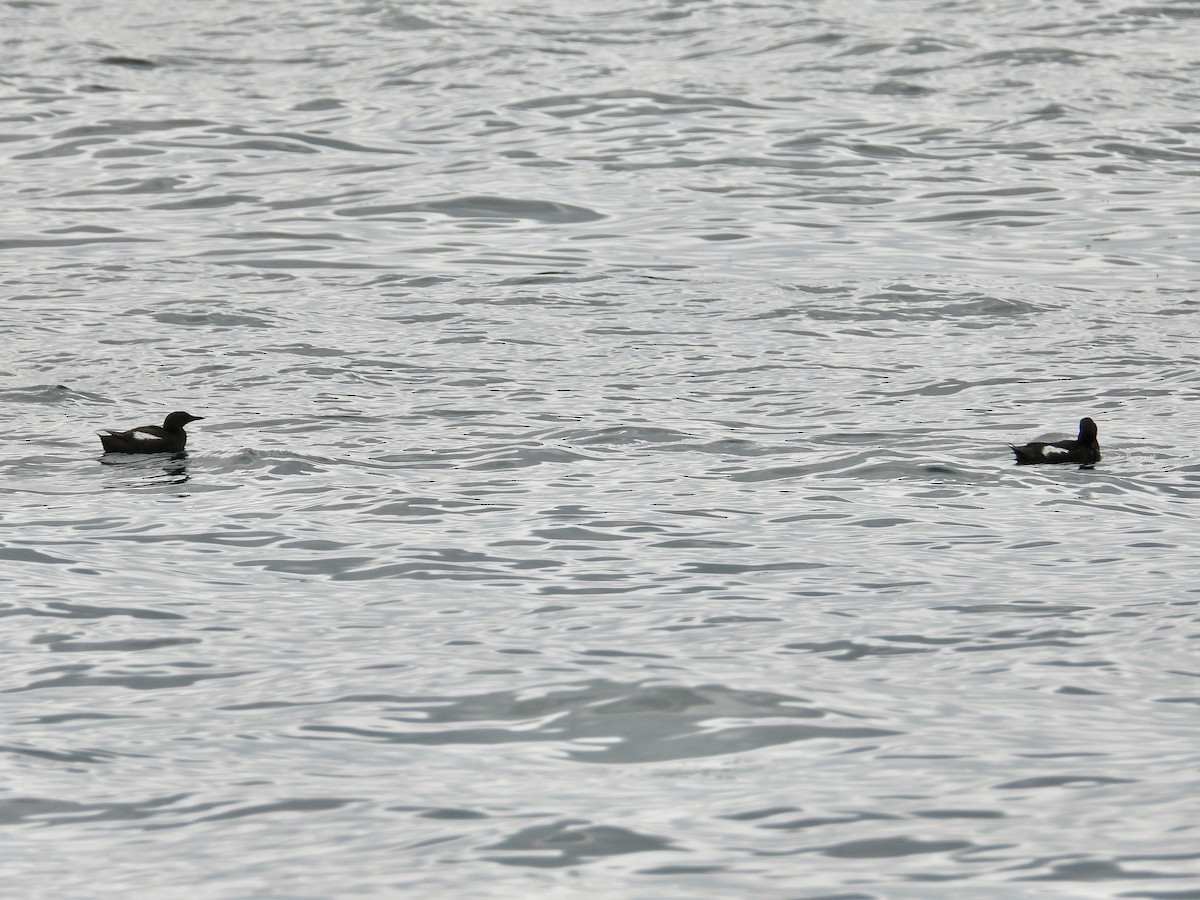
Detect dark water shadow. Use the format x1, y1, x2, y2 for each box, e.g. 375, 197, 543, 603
99, 451, 190, 485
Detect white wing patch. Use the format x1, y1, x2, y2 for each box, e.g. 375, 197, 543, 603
1042, 445, 1069, 457
131, 431, 159, 441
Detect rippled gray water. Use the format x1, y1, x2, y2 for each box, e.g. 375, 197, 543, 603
3, 0, 1200, 896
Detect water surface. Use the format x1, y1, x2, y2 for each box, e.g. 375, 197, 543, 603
3, 0, 1200, 896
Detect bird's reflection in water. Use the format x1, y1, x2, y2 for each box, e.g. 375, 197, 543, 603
99, 451, 191, 485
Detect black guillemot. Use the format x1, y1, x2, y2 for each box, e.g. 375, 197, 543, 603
98, 411, 204, 454
1010, 416, 1100, 466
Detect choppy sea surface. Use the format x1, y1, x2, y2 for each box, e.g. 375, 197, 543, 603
3, 1, 1200, 896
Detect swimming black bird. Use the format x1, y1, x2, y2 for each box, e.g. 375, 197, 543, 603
98, 411, 204, 454
1010, 416, 1100, 466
